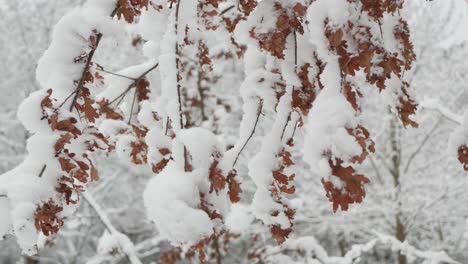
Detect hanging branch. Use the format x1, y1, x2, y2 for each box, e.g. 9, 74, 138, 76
175, 0, 184, 130
68, 8, 119, 111
232, 98, 263, 168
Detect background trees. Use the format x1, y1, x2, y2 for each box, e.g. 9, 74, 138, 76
0, 0, 467, 263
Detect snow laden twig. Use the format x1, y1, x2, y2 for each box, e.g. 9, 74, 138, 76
420, 98, 462, 124
82, 192, 142, 264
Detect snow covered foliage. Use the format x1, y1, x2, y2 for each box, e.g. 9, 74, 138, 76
0, 0, 466, 263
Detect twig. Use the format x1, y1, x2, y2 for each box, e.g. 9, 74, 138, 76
174, 0, 191, 172
369, 156, 384, 185
107, 62, 159, 106
82, 192, 143, 264
175, 0, 184, 130
69, 40, 102, 111
38, 164, 47, 178
280, 30, 298, 142
219, 5, 235, 16
97, 68, 138, 81
403, 117, 442, 173
128, 86, 138, 124
280, 112, 292, 141
232, 99, 263, 167
59, 8, 118, 110
421, 98, 463, 124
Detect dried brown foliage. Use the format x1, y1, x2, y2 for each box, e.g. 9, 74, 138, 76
458, 145, 468, 171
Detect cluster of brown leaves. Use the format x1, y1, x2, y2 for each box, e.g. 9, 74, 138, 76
316, 0, 417, 211
40, 87, 107, 215
222, 0, 257, 33
34, 200, 64, 236
129, 126, 149, 164
325, 5, 417, 127
198, 0, 220, 30
359, 0, 405, 18
152, 147, 171, 174
116, 0, 149, 23
321, 126, 374, 212
397, 82, 418, 128
249, 2, 305, 59
269, 149, 296, 244
322, 158, 370, 212
208, 160, 242, 203
75, 87, 100, 123
198, 41, 213, 72
33, 0, 162, 239
34, 26, 115, 235
292, 58, 325, 115
347, 125, 376, 163
136, 78, 151, 101
97, 99, 124, 120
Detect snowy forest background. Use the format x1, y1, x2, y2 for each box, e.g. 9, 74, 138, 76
0, 0, 467, 263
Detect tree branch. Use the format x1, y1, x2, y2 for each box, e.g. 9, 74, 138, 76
58, 8, 118, 110
97, 68, 138, 81
403, 117, 443, 174
108, 62, 159, 106
232, 99, 263, 167
82, 192, 142, 264
421, 98, 463, 124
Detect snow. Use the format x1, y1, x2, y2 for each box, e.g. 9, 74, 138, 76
302, 92, 360, 180
225, 203, 254, 234
17, 90, 53, 134
143, 163, 214, 247
1, 0, 467, 262
145, 128, 172, 166
307, 0, 351, 56
36, 3, 120, 102
138, 6, 169, 58
177, 128, 223, 170
0, 0, 124, 254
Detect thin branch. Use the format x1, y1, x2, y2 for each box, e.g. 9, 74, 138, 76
196, 65, 207, 122
38, 164, 47, 178
219, 5, 235, 16
280, 112, 292, 141
404, 188, 449, 231
287, 117, 299, 143
421, 98, 463, 124
69, 36, 105, 111
58, 8, 118, 110
369, 155, 384, 185
374, 152, 394, 176
107, 62, 159, 106
175, 0, 184, 130
165, 117, 171, 136
82, 192, 142, 264
232, 99, 263, 167
174, 0, 191, 172
128, 86, 138, 124
279, 30, 298, 142
97, 68, 138, 81
403, 117, 442, 173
